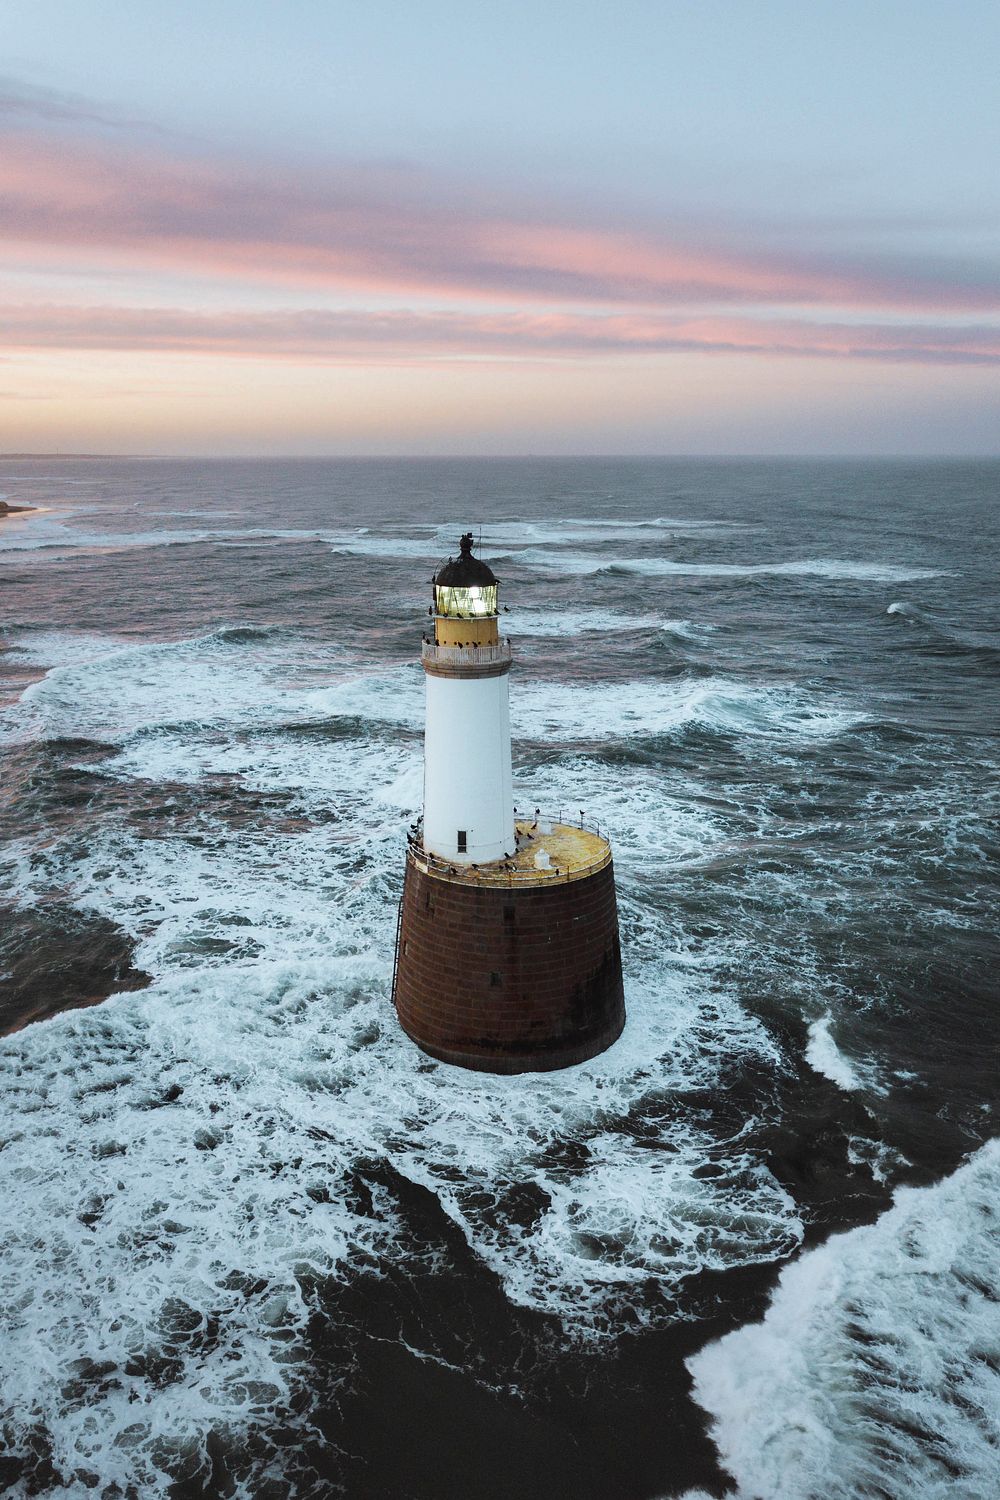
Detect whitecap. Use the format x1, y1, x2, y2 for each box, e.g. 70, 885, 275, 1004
0, 885, 798, 1492
0, 517, 397, 556
0, 610, 821, 1489
3, 630, 418, 746
511, 609, 709, 639
804, 1013, 864, 1092
4, 629, 856, 756
468, 517, 733, 548
686, 1139, 1000, 1500
518, 549, 947, 583
512, 608, 658, 637
511, 677, 862, 745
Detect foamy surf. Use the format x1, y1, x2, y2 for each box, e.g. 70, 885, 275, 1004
0, 576, 822, 1491
804, 1013, 864, 1092
511, 609, 710, 639
6, 632, 416, 745
468, 518, 735, 547
3, 628, 860, 757
685, 1140, 1000, 1500
512, 677, 863, 745
519, 550, 947, 583
2, 457, 996, 1498
0, 911, 797, 1493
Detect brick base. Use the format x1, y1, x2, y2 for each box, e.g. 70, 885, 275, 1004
392, 854, 626, 1073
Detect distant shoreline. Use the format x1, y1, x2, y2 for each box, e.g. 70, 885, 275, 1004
0, 501, 34, 517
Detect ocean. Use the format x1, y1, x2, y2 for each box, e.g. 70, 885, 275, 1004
0, 457, 997, 1499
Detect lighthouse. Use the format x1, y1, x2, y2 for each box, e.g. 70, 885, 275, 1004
392, 532, 626, 1073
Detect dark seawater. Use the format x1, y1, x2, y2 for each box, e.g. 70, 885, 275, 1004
0, 457, 997, 1499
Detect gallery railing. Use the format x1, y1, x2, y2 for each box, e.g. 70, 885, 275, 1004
404, 814, 612, 887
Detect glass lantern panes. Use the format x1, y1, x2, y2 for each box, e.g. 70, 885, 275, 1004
434, 583, 498, 618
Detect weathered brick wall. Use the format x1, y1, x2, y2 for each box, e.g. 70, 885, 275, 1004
393, 856, 626, 1073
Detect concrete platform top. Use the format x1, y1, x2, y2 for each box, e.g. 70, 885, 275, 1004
408, 817, 612, 888
511, 818, 608, 874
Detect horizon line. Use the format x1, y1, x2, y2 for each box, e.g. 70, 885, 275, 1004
4, 451, 1000, 463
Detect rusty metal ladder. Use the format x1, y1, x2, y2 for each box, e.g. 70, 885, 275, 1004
389, 895, 403, 1009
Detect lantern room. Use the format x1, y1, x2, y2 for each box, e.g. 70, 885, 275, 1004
431, 532, 500, 646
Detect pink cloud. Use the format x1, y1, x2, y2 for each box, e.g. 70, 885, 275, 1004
2, 302, 997, 364
2, 125, 999, 314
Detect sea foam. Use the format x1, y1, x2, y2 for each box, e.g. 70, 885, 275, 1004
804, 1013, 864, 1092
0, 621, 805, 1491
518, 550, 947, 583
685, 1140, 1000, 1500
4, 628, 859, 757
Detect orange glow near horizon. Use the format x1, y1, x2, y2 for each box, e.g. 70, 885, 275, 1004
4, 346, 997, 457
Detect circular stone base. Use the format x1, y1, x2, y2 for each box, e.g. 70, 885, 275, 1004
392, 850, 626, 1074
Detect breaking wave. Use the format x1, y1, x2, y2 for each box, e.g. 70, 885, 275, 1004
512, 609, 710, 640
0, 594, 825, 1489
805, 1014, 859, 1091
3, 629, 860, 759
1, 806, 797, 1496
803, 1014, 885, 1096
685, 1140, 1000, 1500
512, 677, 862, 746
887, 601, 1000, 657
3, 461, 997, 1497
520, 551, 947, 582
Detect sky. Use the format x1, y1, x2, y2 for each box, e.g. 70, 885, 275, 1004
2, 0, 998, 455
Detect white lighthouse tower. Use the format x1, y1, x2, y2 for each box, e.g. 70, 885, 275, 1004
393, 531, 625, 1074
422, 532, 515, 864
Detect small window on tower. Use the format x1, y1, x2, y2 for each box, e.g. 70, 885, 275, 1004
457, 830, 468, 853
490, 971, 502, 987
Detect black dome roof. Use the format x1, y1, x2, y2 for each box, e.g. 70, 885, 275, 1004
433, 532, 497, 587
